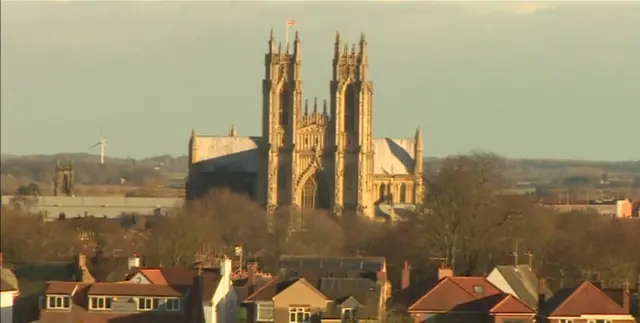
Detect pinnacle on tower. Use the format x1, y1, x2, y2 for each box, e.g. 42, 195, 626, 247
360, 32, 366, 43
268, 28, 276, 53
293, 30, 301, 59
415, 127, 423, 150
190, 128, 196, 138
323, 99, 328, 116
305, 99, 309, 115
313, 97, 318, 113
229, 125, 237, 137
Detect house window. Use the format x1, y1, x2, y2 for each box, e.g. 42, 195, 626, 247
89, 296, 112, 310
166, 298, 180, 311
138, 297, 159, 311
47, 295, 71, 309
289, 307, 311, 323
342, 308, 357, 321
257, 302, 274, 321
472, 285, 484, 293
588, 320, 611, 323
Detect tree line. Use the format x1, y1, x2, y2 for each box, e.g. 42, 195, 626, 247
1, 152, 639, 290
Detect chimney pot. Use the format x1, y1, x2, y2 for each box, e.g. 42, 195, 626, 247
128, 253, 141, 269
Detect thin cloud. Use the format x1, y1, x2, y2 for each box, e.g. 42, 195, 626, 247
462, 2, 557, 16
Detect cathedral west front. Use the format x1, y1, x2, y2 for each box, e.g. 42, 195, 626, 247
187, 30, 424, 218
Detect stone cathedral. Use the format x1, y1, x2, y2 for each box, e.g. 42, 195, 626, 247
187, 30, 424, 218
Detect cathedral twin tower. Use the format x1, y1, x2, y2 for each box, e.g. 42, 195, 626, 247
256, 30, 423, 218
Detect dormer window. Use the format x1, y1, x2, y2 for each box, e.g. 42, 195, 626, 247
472, 285, 484, 293
89, 296, 112, 310
47, 295, 71, 309
342, 308, 357, 321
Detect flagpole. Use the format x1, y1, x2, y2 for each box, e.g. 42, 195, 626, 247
285, 21, 290, 49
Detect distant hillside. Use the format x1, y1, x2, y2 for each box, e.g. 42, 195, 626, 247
0, 153, 188, 195
1, 153, 638, 196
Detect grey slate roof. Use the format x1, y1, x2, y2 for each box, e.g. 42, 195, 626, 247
318, 277, 382, 319
495, 265, 551, 309
192, 136, 417, 175
279, 255, 386, 273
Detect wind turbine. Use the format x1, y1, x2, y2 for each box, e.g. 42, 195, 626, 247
90, 132, 108, 164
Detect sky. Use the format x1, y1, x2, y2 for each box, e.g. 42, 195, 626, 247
1, 1, 639, 161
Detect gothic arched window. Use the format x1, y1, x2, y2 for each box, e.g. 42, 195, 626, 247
400, 183, 407, 203
301, 178, 316, 209
343, 85, 357, 131
279, 87, 289, 127
300, 174, 330, 210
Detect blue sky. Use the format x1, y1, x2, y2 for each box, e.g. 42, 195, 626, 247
1, 1, 639, 161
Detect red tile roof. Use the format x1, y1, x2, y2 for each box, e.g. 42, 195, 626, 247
40, 283, 188, 323
139, 269, 168, 284
408, 276, 533, 315
542, 281, 632, 317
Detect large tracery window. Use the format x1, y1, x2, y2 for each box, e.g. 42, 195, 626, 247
343, 85, 357, 132
280, 87, 289, 127
301, 178, 316, 209
300, 174, 331, 210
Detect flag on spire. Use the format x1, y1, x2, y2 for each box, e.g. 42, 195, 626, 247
287, 19, 296, 27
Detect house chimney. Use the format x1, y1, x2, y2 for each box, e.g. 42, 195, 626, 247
592, 272, 603, 289
128, 253, 141, 269
77, 253, 87, 268
437, 265, 453, 280
622, 281, 631, 313
401, 261, 411, 290
538, 277, 547, 310
187, 272, 206, 323
77, 253, 95, 283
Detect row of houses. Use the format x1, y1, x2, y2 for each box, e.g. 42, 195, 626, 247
2, 253, 639, 323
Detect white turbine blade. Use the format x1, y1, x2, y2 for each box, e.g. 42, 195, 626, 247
90, 142, 101, 148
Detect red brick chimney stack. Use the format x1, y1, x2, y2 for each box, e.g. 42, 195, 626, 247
437, 264, 454, 280
401, 261, 411, 290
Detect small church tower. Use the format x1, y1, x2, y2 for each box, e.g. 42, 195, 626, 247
53, 159, 74, 196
